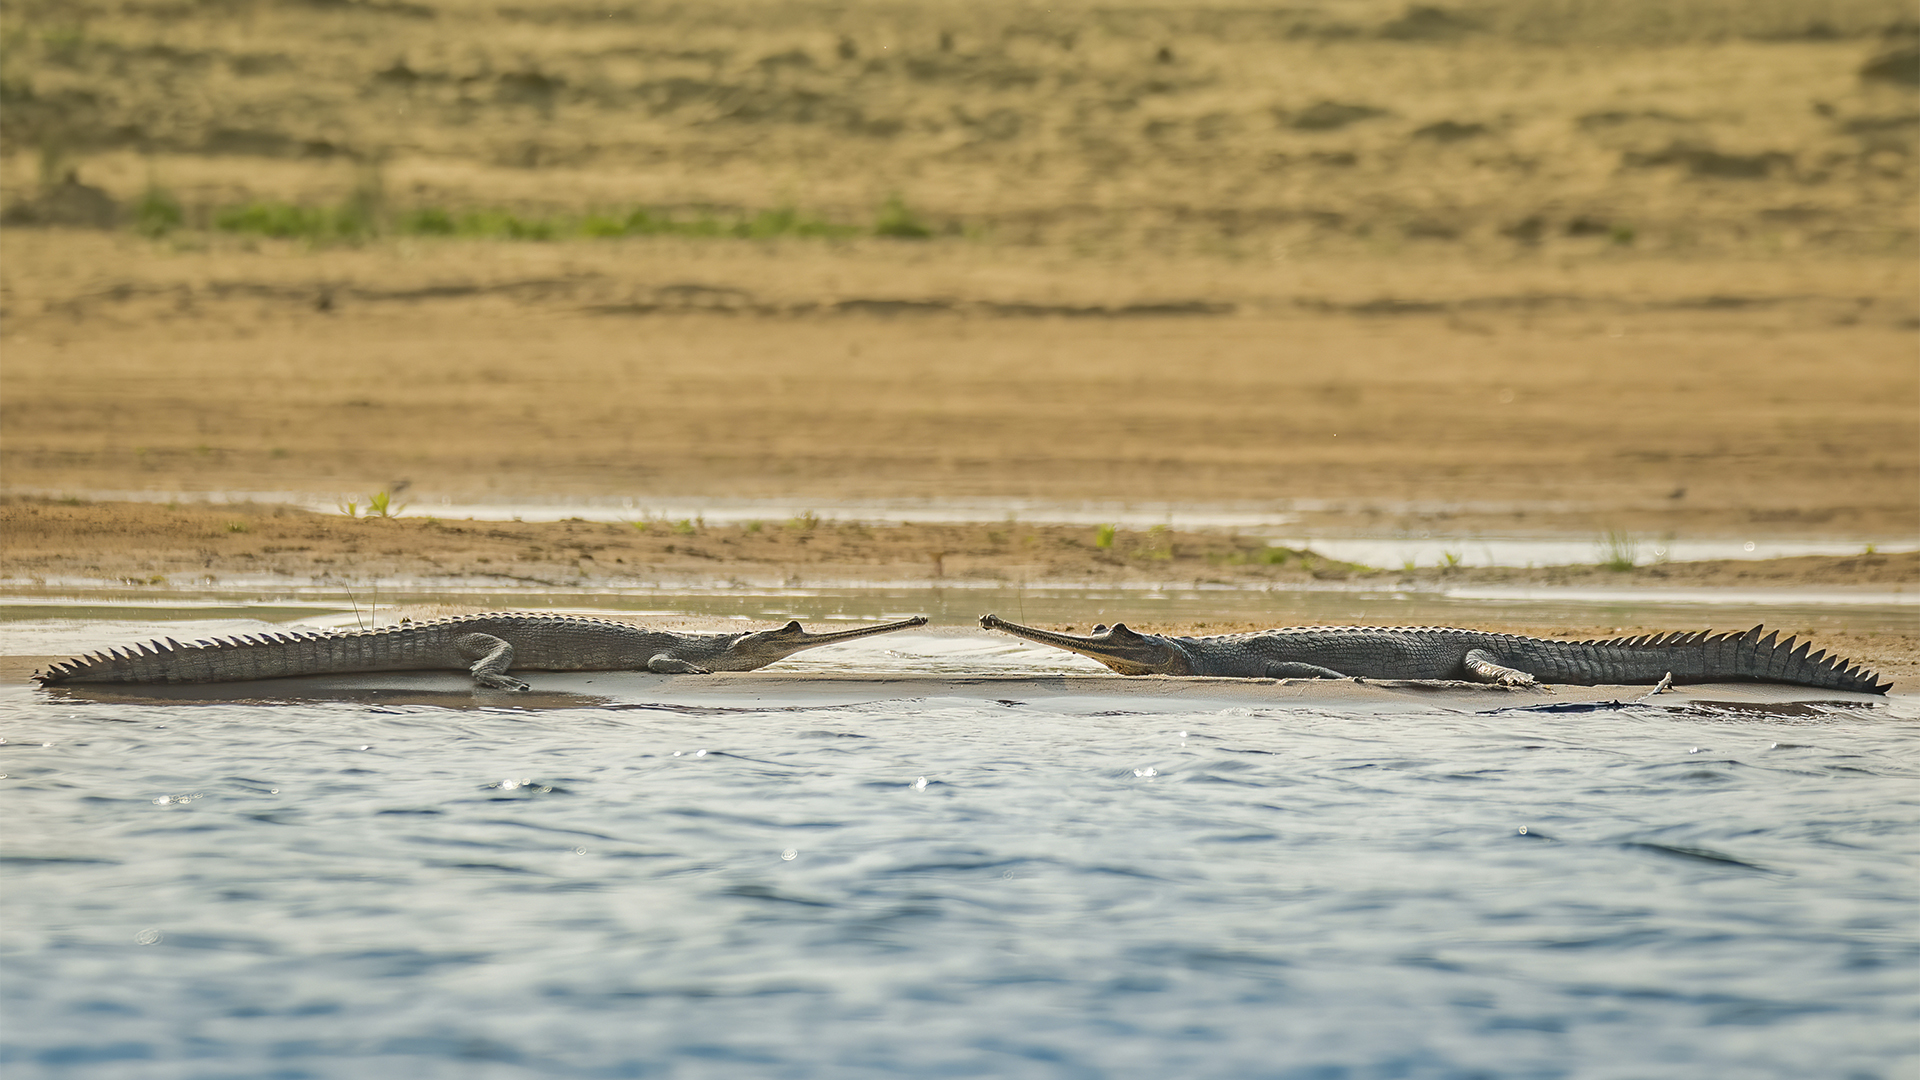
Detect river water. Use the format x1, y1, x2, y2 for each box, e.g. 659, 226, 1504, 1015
2, 599, 1916, 1079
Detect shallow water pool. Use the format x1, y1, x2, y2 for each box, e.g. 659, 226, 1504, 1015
2, 615, 1916, 1079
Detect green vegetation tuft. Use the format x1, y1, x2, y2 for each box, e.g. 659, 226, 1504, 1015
365, 489, 405, 519
398, 207, 457, 235
217, 201, 368, 241
1596, 529, 1639, 571
209, 198, 875, 244
133, 184, 183, 238
1094, 523, 1117, 550
338, 489, 405, 519
873, 193, 932, 239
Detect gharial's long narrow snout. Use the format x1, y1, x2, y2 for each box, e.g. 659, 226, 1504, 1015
977, 614, 1188, 675
739, 615, 930, 659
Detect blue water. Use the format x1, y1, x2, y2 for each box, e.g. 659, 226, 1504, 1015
3, 621, 1917, 1079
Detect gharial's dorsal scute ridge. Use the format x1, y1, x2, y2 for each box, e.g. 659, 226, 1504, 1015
978, 615, 1891, 694
35, 612, 931, 690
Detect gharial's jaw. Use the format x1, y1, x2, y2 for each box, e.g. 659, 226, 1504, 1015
977, 614, 1189, 675
717, 615, 931, 670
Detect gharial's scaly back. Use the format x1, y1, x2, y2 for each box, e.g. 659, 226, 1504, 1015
33, 612, 657, 686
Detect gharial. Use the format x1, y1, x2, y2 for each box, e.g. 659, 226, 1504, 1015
978, 615, 1890, 694
35, 613, 930, 690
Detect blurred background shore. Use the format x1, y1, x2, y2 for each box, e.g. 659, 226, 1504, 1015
2, 0, 1916, 545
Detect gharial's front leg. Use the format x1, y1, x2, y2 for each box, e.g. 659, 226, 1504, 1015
456, 633, 532, 691
1462, 649, 1538, 687
646, 655, 712, 674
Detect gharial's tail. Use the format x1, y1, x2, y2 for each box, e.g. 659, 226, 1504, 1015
35, 629, 384, 685
1548, 625, 1890, 694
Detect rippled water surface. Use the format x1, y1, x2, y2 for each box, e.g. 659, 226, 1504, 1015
3, 617, 1917, 1079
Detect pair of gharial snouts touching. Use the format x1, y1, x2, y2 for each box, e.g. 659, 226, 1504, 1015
752, 612, 1173, 673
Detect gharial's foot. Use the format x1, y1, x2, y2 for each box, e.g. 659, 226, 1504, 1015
475, 673, 532, 691
1463, 649, 1538, 687
646, 657, 713, 675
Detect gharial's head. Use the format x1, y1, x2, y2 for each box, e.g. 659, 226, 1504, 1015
724, 616, 930, 666
977, 614, 1191, 675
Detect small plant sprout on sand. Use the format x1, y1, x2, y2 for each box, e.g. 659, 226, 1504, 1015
338, 490, 406, 519
1597, 529, 1639, 571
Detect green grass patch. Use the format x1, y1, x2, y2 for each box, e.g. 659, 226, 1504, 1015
1596, 529, 1639, 571
365, 489, 405, 519
336, 489, 406, 519
133, 184, 183, 238
873, 193, 932, 239
216, 201, 372, 241
207, 199, 897, 244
